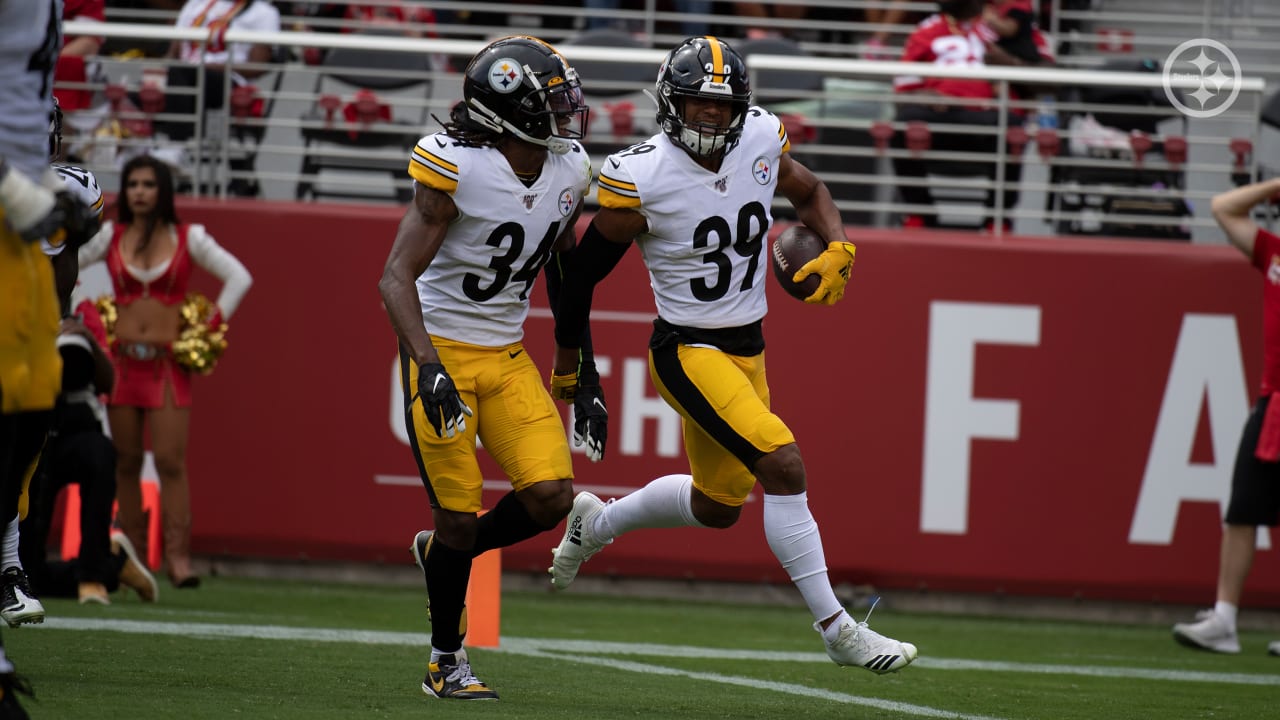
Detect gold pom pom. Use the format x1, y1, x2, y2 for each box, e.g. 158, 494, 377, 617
171, 293, 228, 375
94, 295, 118, 347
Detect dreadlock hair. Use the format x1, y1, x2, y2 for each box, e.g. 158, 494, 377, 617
434, 101, 503, 148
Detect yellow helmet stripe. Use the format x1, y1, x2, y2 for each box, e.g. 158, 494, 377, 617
705, 36, 725, 81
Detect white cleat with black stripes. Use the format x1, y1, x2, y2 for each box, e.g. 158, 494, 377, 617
819, 615, 918, 674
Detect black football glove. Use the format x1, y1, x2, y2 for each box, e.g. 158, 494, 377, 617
52, 190, 103, 250
573, 384, 608, 462
413, 362, 472, 439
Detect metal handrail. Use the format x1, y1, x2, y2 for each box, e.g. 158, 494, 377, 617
64, 21, 1268, 241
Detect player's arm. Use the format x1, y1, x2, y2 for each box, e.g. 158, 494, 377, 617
1211, 178, 1280, 258
545, 204, 601, 385
545, 204, 611, 461
551, 206, 644, 376
776, 153, 856, 305
378, 182, 457, 368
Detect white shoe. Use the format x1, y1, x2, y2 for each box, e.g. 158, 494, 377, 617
0, 567, 44, 627
1173, 610, 1240, 654
548, 492, 610, 590
820, 612, 918, 674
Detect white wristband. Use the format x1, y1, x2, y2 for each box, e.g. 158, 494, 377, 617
0, 164, 57, 235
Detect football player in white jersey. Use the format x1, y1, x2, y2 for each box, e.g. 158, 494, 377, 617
378, 35, 605, 701
548, 36, 918, 675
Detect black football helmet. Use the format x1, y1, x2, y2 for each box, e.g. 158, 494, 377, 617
655, 36, 751, 157
461, 36, 589, 154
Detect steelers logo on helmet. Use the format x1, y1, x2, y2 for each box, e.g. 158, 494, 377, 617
488, 58, 524, 93
462, 36, 590, 155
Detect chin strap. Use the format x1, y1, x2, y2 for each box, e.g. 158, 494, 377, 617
469, 98, 574, 154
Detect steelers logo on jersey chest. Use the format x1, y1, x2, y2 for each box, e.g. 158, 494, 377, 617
558, 187, 576, 216
489, 58, 523, 93
753, 156, 772, 185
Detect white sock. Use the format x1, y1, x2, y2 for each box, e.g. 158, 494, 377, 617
2, 515, 21, 571
1214, 601, 1238, 629
763, 492, 844, 624
596, 474, 701, 540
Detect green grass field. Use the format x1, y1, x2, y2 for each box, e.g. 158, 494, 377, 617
7, 576, 1277, 719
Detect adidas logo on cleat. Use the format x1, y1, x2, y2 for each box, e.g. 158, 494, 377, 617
567, 517, 584, 547
864, 654, 902, 673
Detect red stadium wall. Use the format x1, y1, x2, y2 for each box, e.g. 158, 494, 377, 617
130, 198, 1276, 606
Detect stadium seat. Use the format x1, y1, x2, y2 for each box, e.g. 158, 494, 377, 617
295, 39, 434, 204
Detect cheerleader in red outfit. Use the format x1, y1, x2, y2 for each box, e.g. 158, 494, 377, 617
78, 155, 251, 588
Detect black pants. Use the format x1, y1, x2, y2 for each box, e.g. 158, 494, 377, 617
891, 102, 1023, 224
0, 410, 52, 527
20, 429, 122, 596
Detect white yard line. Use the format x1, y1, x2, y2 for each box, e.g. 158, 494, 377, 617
41, 617, 1280, 692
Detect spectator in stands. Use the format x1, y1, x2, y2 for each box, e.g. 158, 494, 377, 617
284, 2, 447, 69
56, 0, 106, 113
77, 155, 253, 589
862, 0, 922, 60
983, 0, 1055, 66
155, 0, 281, 142
890, 0, 1025, 232
1172, 177, 1280, 659
735, 2, 809, 39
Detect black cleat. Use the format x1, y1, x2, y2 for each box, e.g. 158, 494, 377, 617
422, 650, 498, 700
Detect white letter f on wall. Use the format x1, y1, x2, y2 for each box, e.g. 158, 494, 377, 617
921, 301, 1041, 534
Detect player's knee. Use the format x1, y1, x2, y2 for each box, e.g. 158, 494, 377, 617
754, 444, 806, 495
691, 491, 741, 529
523, 479, 574, 528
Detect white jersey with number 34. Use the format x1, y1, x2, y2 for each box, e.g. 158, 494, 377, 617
406, 132, 592, 347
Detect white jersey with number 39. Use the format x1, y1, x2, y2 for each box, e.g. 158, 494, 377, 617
406, 132, 592, 347
596, 107, 791, 329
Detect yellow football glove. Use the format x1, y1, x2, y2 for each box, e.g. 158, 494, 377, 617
794, 241, 856, 305
550, 370, 578, 401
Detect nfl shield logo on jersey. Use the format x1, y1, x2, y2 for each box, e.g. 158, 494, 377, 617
559, 188, 575, 216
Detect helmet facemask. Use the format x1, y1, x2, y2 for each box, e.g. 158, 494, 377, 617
664, 88, 746, 157
464, 38, 590, 155
655, 37, 752, 158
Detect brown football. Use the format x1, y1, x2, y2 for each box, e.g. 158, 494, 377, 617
770, 225, 826, 301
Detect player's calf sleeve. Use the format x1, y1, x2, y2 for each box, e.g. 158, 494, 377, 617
471, 490, 547, 556
597, 473, 700, 539
424, 538, 472, 654
763, 492, 843, 623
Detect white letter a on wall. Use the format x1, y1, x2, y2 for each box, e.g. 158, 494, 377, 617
1129, 314, 1269, 548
